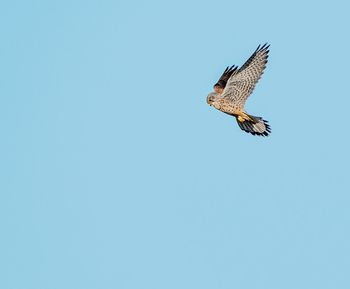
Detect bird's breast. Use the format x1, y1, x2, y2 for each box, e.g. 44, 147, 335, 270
217, 102, 240, 115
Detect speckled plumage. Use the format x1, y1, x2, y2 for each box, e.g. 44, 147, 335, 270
207, 44, 271, 136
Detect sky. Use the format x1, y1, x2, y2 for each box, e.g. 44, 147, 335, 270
1, 0, 350, 288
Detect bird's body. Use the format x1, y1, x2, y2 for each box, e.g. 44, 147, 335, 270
207, 44, 271, 136
210, 98, 241, 116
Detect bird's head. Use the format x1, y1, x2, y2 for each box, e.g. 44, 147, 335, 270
206, 92, 219, 106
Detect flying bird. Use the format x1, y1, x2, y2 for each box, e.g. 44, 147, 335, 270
207, 43, 271, 136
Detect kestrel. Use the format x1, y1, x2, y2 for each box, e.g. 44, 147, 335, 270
207, 43, 271, 136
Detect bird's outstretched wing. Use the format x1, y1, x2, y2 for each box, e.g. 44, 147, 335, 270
221, 44, 270, 108
213, 65, 238, 89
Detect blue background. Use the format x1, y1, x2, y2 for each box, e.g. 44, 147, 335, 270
1, 1, 350, 288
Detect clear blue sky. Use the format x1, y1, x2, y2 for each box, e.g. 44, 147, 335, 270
1, 0, 350, 288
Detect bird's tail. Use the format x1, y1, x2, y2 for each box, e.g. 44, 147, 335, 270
236, 114, 271, 136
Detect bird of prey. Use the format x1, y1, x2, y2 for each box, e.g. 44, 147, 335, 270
207, 43, 271, 136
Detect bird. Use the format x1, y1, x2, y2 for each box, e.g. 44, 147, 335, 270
207, 43, 271, 136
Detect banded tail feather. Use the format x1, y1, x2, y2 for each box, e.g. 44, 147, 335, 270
236, 114, 271, 136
